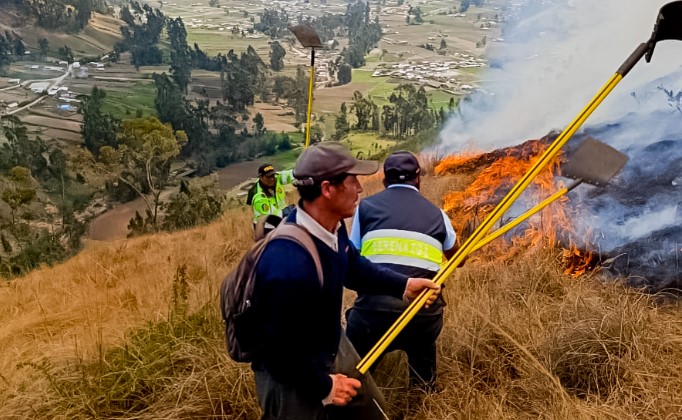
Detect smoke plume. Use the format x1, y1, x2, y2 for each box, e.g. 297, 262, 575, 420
438, 0, 682, 288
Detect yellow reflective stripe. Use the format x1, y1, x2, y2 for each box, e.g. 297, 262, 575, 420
275, 186, 286, 208
361, 237, 442, 265
252, 194, 283, 221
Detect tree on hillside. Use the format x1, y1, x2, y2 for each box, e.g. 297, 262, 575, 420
381, 84, 434, 137
293, 66, 309, 124
57, 45, 73, 62
253, 112, 266, 136
153, 72, 189, 129
344, 1, 382, 68
413, 6, 423, 24
220, 47, 267, 112
104, 117, 187, 233
47, 148, 69, 225
0, 34, 12, 70
162, 182, 223, 231
117, 2, 166, 68
254, 8, 289, 39
1, 166, 36, 226
0, 116, 29, 170
350, 91, 376, 130
337, 62, 351, 85
448, 97, 456, 113
12, 38, 25, 59
167, 17, 192, 93
272, 75, 296, 102
269, 41, 285, 71
335, 102, 349, 139
0, 116, 48, 176
38, 38, 49, 61
74, 0, 92, 29
191, 43, 225, 71
78, 86, 120, 156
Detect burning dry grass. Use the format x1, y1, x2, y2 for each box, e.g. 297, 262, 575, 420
1, 165, 682, 419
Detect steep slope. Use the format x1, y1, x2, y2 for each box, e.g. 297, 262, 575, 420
0, 10, 122, 57
1, 174, 681, 419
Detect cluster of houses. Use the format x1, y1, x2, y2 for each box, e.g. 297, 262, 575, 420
173, 0, 335, 33
371, 56, 486, 92
0, 60, 92, 115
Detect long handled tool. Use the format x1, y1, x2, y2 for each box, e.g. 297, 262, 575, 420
356, 1, 682, 376
472, 138, 628, 253
288, 25, 323, 148
289, 25, 390, 419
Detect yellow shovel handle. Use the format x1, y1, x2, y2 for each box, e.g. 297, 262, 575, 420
305, 50, 315, 148
356, 73, 623, 374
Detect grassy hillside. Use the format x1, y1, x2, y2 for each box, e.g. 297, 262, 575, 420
1, 169, 681, 419
0, 12, 122, 58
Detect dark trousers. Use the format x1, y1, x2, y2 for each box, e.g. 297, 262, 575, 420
253, 333, 389, 420
345, 307, 443, 389
253, 367, 326, 420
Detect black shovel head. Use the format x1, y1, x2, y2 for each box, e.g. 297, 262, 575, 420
288, 24, 323, 48
327, 333, 389, 420
646, 1, 682, 61
561, 138, 628, 187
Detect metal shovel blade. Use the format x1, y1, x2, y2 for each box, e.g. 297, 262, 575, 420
288, 24, 323, 48
646, 1, 682, 61
327, 333, 389, 420
561, 137, 629, 187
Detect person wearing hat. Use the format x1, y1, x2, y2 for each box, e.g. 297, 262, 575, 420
251, 142, 441, 419
346, 150, 458, 392
247, 163, 296, 225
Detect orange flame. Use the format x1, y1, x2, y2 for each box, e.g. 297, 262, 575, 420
438, 138, 593, 276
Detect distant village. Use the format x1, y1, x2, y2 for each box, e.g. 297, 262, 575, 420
371, 53, 486, 94
0, 60, 109, 115
0, 0, 507, 114
158, 0, 494, 93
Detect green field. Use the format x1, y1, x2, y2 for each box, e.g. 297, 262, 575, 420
426, 89, 457, 110
101, 82, 157, 119
341, 132, 396, 159
186, 31, 271, 56
350, 69, 456, 112
268, 147, 303, 170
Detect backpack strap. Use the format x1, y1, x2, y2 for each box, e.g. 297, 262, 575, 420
271, 223, 324, 287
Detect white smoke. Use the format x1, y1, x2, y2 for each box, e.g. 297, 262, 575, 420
438, 0, 682, 151
438, 0, 682, 284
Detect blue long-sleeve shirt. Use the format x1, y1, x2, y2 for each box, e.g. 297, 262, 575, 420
252, 209, 407, 401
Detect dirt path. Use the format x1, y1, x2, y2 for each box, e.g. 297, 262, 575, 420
251, 103, 297, 133
87, 197, 147, 241
215, 159, 264, 190
87, 160, 265, 241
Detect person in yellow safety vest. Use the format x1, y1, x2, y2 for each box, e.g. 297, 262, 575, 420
247, 163, 296, 225
347, 150, 459, 392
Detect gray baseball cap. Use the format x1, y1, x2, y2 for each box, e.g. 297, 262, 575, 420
294, 142, 379, 183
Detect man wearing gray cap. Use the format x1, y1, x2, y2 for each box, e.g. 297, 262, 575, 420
251, 142, 441, 419
347, 150, 458, 392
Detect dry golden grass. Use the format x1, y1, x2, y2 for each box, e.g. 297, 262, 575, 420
1, 171, 681, 419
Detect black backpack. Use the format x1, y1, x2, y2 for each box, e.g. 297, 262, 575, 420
219, 221, 323, 362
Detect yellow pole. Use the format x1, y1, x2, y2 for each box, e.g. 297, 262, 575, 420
305, 48, 316, 148
356, 73, 624, 374
470, 184, 573, 253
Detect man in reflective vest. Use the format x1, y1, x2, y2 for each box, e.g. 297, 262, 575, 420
247, 163, 295, 225
347, 150, 458, 391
